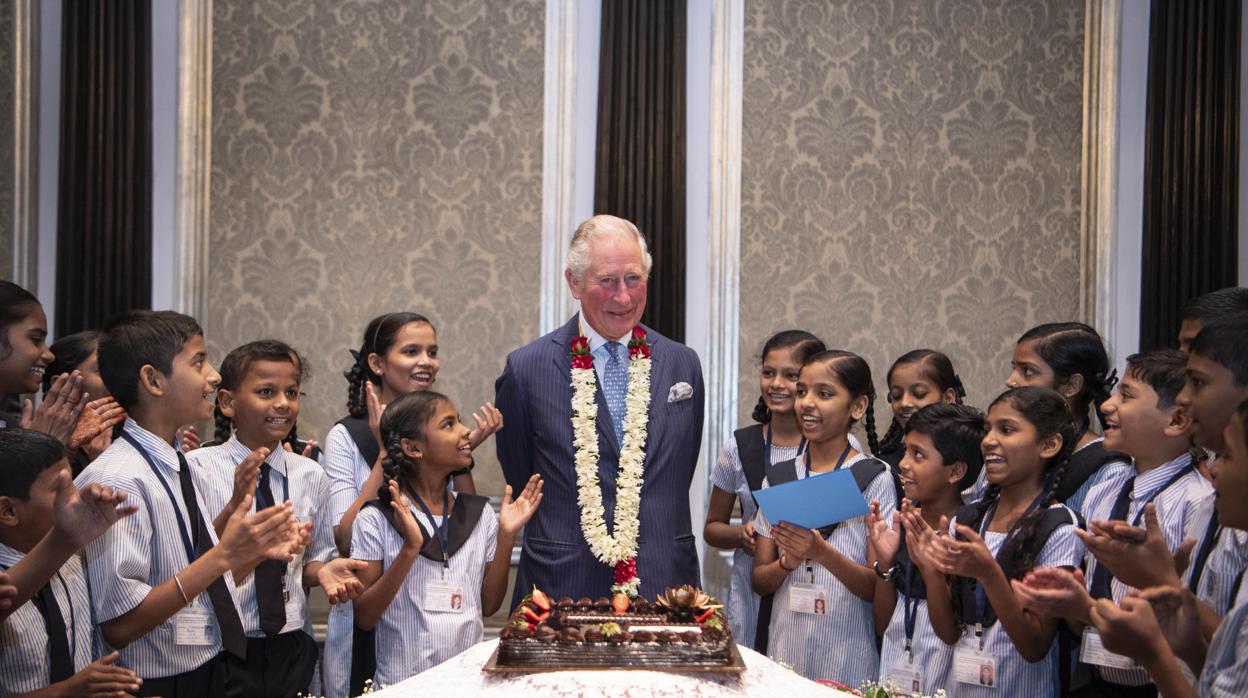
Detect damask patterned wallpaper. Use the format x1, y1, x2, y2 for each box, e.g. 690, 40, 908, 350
738, 0, 1085, 426
0, 0, 14, 280
209, 0, 544, 495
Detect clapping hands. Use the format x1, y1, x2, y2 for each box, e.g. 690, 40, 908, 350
52, 470, 139, 550
498, 474, 543, 535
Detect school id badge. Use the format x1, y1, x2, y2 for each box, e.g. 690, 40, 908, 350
953, 637, 998, 690
174, 608, 217, 646
425, 582, 467, 613
788, 582, 829, 615
885, 658, 924, 696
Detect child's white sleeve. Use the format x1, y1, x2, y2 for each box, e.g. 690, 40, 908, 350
482, 506, 500, 564
351, 506, 387, 561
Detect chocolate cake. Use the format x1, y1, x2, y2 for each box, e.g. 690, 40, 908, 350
495, 585, 737, 671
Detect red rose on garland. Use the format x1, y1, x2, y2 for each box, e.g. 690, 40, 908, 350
570, 336, 594, 370
627, 327, 651, 359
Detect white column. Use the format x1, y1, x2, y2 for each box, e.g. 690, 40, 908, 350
540, 0, 601, 334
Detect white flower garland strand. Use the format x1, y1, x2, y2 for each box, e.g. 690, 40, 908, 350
571, 353, 651, 574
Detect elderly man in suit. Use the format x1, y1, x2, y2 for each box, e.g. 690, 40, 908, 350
495, 215, 705, 605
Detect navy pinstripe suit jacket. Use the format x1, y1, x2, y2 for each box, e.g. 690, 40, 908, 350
495, 314, 705, 606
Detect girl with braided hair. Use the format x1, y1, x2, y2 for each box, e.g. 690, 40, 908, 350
876, 349, 966, 469
750, 350, 896, 683
997, 322, 1128, 512
322, 312, 502, 697
918, 387, 1084, 697
351, 391, 541, 687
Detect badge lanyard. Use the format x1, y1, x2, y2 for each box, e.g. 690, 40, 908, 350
799, 442, 853, 581
120, 431, 198, 564
405, 483, 452, 578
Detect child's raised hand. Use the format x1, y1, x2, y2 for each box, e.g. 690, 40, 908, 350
1088, 595, 1171, 666
1136, 584, 1204, 665
220, 496, 296, 566
52, 473, 139, 550
1079, 503, 1190, 589
930, 523, 998, 580
387, 480, 425, 550
283, 439, 319, 459
739, 519, 757, 556
71, 396, 125, 454
866, 500, 901, 568
772, 522, 823, 561
366, 383, 385, 449
177, 424, 201, 453
1011, 567, 1092, 622
498, 474, 543, 535
268, 520, 314, 562
61, 650, 143, 697
318, 558, 369, 604
21, 371, 87, 447
467, 402, 504, 450
229, 448, 268, 511
0, 571, 14, 616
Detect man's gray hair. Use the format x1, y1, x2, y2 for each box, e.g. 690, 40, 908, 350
565, 215, 654, 285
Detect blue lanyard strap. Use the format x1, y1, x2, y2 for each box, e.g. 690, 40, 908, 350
1127, 463, 1195, 527
405, 483, 451, 570
803, 442, 853, 474
764, 424, 806, 455
120, 431, 198, 564
902, 562, 920, 655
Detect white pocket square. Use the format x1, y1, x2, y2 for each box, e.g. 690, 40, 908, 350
667, 382, 694, 403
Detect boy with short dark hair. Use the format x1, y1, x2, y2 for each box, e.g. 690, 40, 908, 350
0, 427, 144, 696
868, 403, 987, 695
79, 310, 299, 697
1178, 287, 1248, 353
1018, 349, 1212, 695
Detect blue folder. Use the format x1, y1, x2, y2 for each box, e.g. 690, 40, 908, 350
751, 469, 870, 530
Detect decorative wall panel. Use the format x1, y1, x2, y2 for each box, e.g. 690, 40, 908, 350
210, 0, 545, 495
739, 0, 1086, 423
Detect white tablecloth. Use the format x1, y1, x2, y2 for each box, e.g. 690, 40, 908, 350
369, 640, 851, 697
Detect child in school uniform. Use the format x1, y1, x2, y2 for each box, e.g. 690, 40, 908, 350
750, 350, 897, 684
703, 329, 825, 651
875, 350, 967, 469
189, 340, 367, 698
78, 310, 301, 698
999, 323, 1128, 512
0, 428, 143, 696
868, 403, 987, 696
351, 390, 541, 688
1086, 398, 1248, 698
921, 387, 1085, 698
1015, 349, 1212, 695
322, 312, 501, 697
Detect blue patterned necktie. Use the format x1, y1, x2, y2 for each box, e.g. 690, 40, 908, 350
603, 341, 628, 445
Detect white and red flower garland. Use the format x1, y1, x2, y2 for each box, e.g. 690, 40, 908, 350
569, 326, 651, 597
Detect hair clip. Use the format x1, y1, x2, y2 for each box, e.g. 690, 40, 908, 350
1101, 368, 1119, 391
953, 375, 967, 399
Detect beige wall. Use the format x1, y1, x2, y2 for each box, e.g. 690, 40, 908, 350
208, 0, 545, 496
0, 0, 13, 280
738, 0, 1086, 425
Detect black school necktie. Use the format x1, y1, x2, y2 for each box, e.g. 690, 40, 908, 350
1090, 475, 1135, 599
177, 452, 248, 658
30, 580, 73, 682
254, 462, 287, 637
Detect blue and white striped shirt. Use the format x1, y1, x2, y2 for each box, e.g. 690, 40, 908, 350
878, 513, 954, 697
947, 504, 1085, 698
320, 422, 370, 698
0, 545, 93, 693
708, 432, 802, 649
1201, 582, 1248, 697
1079, 452, 1211, 685
351, 497, 499, 688
77, 418, 239, 679
754, 452, 897, 684
188, 433, 335, 638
